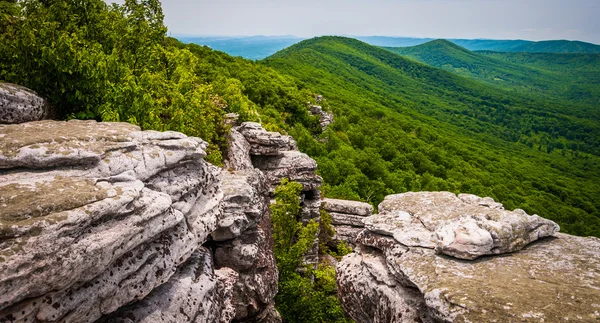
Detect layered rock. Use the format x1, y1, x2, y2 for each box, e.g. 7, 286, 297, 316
0, 120, 280, 323
211, 169, 280, 322
336, 191, 600, 322
309, 104, 333, 130
0, 83, 53, 124
231, 122, 324, 268
322, 198, 373, 247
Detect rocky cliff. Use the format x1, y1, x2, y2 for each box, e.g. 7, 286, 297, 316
336, 192, 600, 322
322, 198, 373, 248
0, 120, 280, 322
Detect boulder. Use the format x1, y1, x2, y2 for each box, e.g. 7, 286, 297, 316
224, 127, 253, 171
323, 198, 373, 217
251, 150, 322, 192
236, 122, 297, 156
0, 83, 53, 124
308, 104, 333, 130
0, 120, 221, 322
211, 169, 279, 321
372, 191, 559, 259
336, 191, 599, 323
212, 169, 269, 241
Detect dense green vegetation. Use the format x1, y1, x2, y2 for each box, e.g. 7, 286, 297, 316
0, 0, 319, 165
0, 1, 349, 321
451, 39, 600, 53
384, 40, 600, 111
263, 36, 600, 237
271, 180, 351, 323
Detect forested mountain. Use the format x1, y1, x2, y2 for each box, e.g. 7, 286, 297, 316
262, 36, 600, 237
177, 36, 600, 60
356, 36, 600, 53
452, 39, 600, 53
385, 39, 600, 108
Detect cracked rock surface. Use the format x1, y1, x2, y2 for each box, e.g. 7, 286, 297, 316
0, 83, 53, 124
322, 198, 373, 248
337, 191, 600, 322
0, 120, 280, 323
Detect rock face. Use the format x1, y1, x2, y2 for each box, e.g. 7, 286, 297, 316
337, 191, 600, 322
0, 83, 53, 124
322, 198, 373, 248
309, 104, 333, 130
230, 122, 324, 268
373, 192, 559, 260
0, 120, 279, 323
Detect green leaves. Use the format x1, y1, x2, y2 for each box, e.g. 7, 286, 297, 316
270, 180, 351, 322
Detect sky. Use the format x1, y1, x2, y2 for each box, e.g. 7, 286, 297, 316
107, 0, 600, 44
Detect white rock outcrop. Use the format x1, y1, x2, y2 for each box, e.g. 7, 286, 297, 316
337, 191, 600, 322
0, 120, 280, 323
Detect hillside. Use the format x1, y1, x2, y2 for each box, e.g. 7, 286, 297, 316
385, 39, 600, 108
263, 36, 600, 237
452, 39, 600, 53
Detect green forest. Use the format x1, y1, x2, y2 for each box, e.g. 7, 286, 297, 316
1, 1, 600, 321
263, 36, 600, 237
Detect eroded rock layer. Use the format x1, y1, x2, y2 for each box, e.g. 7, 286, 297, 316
0, 120, 280, 323
322, 198, 373, 248
337, 191, 600, 322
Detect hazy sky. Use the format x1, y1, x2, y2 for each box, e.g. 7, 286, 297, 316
107, 0, 600, 43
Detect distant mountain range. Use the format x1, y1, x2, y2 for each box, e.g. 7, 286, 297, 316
384, 39, 600, 109
177, 35, 600, 60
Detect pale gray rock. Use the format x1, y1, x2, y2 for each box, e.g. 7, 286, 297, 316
330, 212, 366, 228
224, 127, 253, 171
336, 248, 434, 323
372, 191, 559, 259
236, 122, 297, 156
330, 225, 363, 248
0, 120, 222, 322
299, 191, 322, 224
337, 191, 598, 323
308, 104, 333, 130
98, 248, 237, 323
0, 83, 53, 124
251, 150, 322, 192
323, 198, 373, 217
212, 169, 268, 241
341, 232, 600, 322
214, 206, 279, 321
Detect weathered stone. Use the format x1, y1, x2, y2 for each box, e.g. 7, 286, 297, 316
343, 232, 600, 322
251, 151, 322, 192
308, 104, 333, 130
330, 212, 366, 227
98, 248, 237, 323
330, 225, 364, 248
337, 192, 597, 323
372, 191, 559, 259
323, 198, 373, 217
212, 169, 269, 241
214, 206, 279, 321
224, 127, 253, 171
336, 248, 434, 323
0, 83, 53, 124
236, 122, 297, 156
0, 120, 222, 322
299, 191, 322, 224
